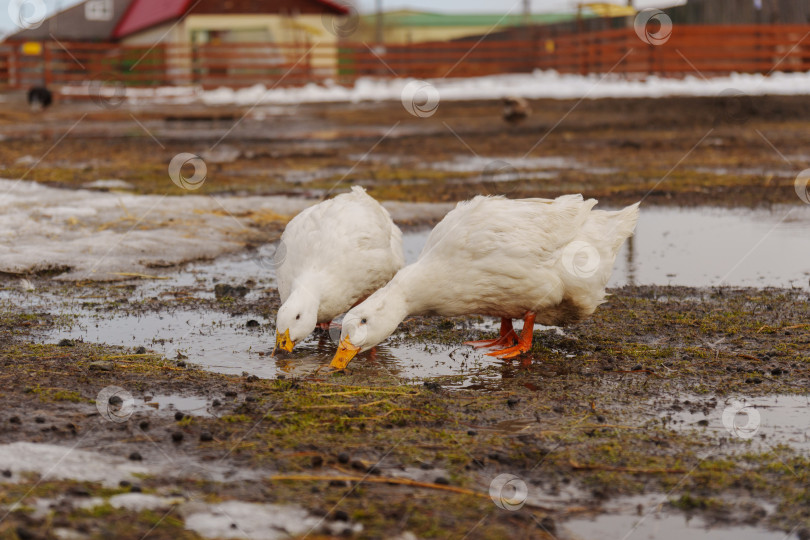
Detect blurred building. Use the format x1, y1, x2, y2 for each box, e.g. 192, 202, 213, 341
112, 0, 348, 45
353, 10, 592, 44
2, 0, 350, 87
4, 0, 131, 42
5, 0, 349, 44
667, 0, 810, 24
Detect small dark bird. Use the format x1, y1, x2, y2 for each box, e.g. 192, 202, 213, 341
502, 96, 530, 124
27, 86, 53, 111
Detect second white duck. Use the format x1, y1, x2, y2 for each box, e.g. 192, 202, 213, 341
331, 194, 639, 369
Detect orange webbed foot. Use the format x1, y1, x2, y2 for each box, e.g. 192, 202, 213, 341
485, 312, 536, 360
465, 318, 517, 349
486, 343, 531, 359
465, 332, 518, 349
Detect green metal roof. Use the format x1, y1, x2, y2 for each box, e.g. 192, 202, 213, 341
361, 10, 593, 28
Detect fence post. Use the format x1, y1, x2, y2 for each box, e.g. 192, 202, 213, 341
43, 42, 52, 87
9, 45, 17, 88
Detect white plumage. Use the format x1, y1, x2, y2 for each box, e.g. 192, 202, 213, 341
331, 194, 639, 368
274, 186, 404, 352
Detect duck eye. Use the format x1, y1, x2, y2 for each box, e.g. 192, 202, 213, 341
295, 314, 301, 320
361, 318, 367, 324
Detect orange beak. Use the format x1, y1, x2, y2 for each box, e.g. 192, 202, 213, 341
274, 329, 294, 355
330, 336, 360, 370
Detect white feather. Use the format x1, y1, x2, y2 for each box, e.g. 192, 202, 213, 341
275, 187, 404, 344
341, 194, 640, 352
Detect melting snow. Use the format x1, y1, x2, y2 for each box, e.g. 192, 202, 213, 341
0, 442, 149, 487
0, 179, 454, 281
61, 70, 810, 107
181, 500, 361, 539
81, 179, 136, 190
0, 179, 310, 280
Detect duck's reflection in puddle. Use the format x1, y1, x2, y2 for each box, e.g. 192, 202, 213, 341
283, 327, 568, 389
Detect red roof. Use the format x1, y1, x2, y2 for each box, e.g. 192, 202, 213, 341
113, 0, 350, 40
113, 0, 192, 40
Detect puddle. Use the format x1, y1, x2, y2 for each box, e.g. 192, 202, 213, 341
657, 394, 810, 452
44, 308, 501, 384
22, 203, 810, 387
143, 394, 213, 417
397, 204, 810, 289
564, 507, 794, 540
477, 418, 538, 433
690, 165, 796, 178
428, 155, 620, 178
39, 226, 507, 384
612, 204, 810, 288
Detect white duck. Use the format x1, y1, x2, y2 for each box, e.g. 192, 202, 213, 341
274, 186, 404, 353
331, 194, 639, 369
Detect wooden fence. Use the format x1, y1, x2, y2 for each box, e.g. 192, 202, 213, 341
1, 24, 809, 93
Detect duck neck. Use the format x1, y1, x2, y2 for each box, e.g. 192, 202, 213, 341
291, 272, 322, 306
386, 264, 425, 317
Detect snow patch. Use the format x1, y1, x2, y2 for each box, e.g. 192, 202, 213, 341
82, 179, 136, 190
60, 70, 810, 107
0, 179, 455, 280
0, 442, 149, 487
0, 179, 311, 280
181, 500, 361, 539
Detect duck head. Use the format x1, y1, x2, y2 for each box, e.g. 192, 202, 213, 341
274, 287, 319, 354
331, 283, 408, 370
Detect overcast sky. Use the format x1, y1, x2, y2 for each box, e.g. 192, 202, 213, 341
1, 0, 679, 37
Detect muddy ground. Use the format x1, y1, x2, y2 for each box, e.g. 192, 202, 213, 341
0, 94, 808, 208
0, 93, 809, 539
